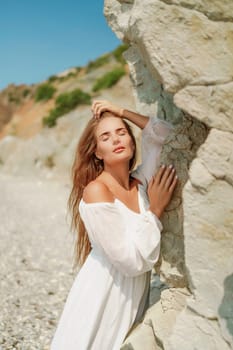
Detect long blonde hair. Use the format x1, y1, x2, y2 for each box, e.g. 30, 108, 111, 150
68, 112, 137, 268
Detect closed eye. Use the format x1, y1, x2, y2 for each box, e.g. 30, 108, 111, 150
117, 128, 127, 136
101, 135, 109, 141
99, 132, 110, 141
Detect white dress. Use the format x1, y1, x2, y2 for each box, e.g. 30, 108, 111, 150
51, 117, 173, 350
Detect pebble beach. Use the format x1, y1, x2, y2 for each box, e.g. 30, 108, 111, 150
0, 174, 76, 349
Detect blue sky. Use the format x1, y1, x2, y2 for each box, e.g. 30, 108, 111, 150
0, 0, 121, 90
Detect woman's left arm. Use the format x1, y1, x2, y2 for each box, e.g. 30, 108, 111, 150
92, 100, 149, 130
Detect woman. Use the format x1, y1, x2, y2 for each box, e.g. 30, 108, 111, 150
51, 100, 177, 350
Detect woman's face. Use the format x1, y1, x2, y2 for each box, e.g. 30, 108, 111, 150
95, 116, 135, 167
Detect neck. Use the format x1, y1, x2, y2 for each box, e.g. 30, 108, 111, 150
103, 163, 130, 190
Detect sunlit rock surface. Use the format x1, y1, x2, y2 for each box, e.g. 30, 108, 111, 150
104, 0, 233, 348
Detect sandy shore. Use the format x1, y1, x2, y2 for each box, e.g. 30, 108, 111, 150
0, 174, 76, 349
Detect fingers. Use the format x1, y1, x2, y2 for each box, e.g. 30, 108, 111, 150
169, 175, 178, 193
159, 165, 174, 187
91, 100, 122, 119
92, 100, 107, 119
153, 164, 166, 185
164, 166, 176, 189
153, 164, 178, 190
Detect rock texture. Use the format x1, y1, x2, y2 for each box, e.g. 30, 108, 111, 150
104, 0, 233, 349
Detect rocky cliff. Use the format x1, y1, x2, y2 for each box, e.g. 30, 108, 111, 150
104, 0, 233, 349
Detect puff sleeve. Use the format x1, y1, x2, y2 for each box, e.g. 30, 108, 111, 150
79, 200, 162, 277
132, 117, 173, 187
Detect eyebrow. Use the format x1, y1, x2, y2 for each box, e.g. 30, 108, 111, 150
98, 127, 127, 139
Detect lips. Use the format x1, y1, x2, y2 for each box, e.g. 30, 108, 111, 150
113, 146, 125, 153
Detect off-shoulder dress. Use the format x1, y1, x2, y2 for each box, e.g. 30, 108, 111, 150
51, 117, 172, 350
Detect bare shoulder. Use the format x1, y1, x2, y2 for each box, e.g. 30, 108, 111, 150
83, 180, 114, 203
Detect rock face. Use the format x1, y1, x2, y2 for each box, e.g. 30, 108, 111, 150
104, 0, 233, 349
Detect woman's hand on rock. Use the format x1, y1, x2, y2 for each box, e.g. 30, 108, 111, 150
148, 165, 178, 219
91, 100, 123, 119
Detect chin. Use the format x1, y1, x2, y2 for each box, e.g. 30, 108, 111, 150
107, 154, 133, 167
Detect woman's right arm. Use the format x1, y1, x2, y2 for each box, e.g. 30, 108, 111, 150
92, 100, 149, 130
91, 99, 178, 218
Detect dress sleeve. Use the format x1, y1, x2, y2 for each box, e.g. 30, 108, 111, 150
132, 117, 174, 187
79, 200, 161, 277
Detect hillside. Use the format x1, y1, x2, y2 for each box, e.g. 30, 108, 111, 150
0, 44, 130, 139
0, 44, 138, 181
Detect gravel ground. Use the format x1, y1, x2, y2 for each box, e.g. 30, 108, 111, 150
0, 174, 76, 350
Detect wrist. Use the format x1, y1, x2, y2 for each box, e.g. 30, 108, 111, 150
119, 108, 124, 118
148, 206, 163, 219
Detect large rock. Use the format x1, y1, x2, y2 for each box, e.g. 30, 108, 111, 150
105, 0, 233, 93
104, 0, 233, 348
158, 0, 233, 21
174, 82, 233, 132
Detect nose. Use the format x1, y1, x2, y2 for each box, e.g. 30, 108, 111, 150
112, 134, 120, 144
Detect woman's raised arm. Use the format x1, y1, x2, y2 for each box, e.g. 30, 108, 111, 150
91, 100, 149, 130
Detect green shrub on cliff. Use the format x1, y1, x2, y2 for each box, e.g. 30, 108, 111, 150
48, 75, 58, 83
35, 83, 56, 102
56, 89, 91, 110
86, 54, 111, 73
92, 67, 126, 92
43, 88, 91, 127
112, 44, 129, 64
22, 88, 31, 97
